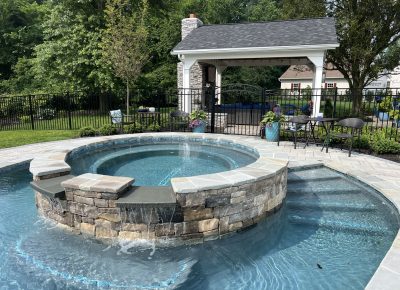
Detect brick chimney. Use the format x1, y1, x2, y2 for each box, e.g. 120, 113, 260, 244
181, 13, 203, 40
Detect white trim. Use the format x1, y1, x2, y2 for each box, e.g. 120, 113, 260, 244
171, 43, 339, 55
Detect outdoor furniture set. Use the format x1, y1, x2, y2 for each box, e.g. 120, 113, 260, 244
278, 116, 364, 157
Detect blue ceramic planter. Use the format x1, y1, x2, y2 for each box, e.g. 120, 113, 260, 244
378, 112, 389, 121
265, 122, 280, 142
192, 123, 206, 133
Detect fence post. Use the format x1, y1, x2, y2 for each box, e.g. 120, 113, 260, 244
333, 87, 338, 117
209, 87, 216, 133
261, 89, 266, 117
28, 95, 35, 130
67, 92, 72, 130
156, 90, 161, 126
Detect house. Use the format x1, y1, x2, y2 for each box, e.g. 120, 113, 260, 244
279, 64, 392, 92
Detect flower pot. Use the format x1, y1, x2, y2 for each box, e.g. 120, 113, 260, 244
192, 122, 206, 133
378, 112, 389, 121
265, 122, 280, 142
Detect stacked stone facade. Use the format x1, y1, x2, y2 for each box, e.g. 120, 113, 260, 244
177, 16, 207, 112
34, 167, 286, 244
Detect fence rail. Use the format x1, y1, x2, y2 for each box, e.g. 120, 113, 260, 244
1, 86, 399, 142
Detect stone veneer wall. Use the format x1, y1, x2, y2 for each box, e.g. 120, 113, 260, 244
177, 16, 206, 111
34, 168, 286, 244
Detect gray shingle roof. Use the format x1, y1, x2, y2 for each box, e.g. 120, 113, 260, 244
173, 18, 338, 52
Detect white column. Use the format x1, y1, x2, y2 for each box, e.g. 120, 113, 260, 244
308, 54, 325, 117
215, 66, 226, 105
181, 56, 196, 113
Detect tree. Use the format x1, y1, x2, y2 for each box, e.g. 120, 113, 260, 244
326, 0, 400, 113
0, 0, 46, 92
101, 0, 149, 115
282, 0, 326, 19
3, 0, 116, 94
247, 0, 282, 22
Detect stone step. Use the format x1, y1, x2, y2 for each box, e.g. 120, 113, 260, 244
30, 174, 75, 199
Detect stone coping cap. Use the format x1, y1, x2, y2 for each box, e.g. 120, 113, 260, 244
30, 158, 71, 177
28, 132, 288, 195
61, 173, 134, 194
116, 186, 176, 208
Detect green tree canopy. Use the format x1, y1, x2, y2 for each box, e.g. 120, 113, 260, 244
325, 0, 400, 113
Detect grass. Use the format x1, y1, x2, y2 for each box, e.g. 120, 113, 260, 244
0, 130, 79, 149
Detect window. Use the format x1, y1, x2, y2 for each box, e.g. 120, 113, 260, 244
291, 83, 301, 91
326, 83, 336, 88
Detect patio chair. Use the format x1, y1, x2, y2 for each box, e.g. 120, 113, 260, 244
109, 109, 135, 132
169, 110, 189, 132
278, 115, 310, 149
331, 118, 364, 157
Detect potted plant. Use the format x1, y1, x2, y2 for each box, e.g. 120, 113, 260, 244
260, 111, 285, 142
189, 110, 208, 133
377, 96, 391, 121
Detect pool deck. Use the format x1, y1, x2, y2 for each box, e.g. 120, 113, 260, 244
0, 132, 399, 289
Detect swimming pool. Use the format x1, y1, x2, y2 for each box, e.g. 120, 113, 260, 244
1, 165, 398, 289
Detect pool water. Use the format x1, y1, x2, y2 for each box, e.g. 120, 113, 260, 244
0, 166, 398, 289
68, 143, 257, 186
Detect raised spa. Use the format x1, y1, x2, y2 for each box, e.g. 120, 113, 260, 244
30, 135, 287, 244
68, 143, 258, 186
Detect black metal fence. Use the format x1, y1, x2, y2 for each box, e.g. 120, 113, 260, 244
1, 85, 399, 141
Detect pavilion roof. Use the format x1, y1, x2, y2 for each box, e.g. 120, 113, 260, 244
173, 17, 338, 53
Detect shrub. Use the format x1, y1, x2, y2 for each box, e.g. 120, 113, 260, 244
323, 98, 334, 118
146, 123, 160, 132
79, 127, 97, 137
123, 123, 143, 134
99, 124, 118, 136
346, 132, 371, 149
370, 131, 400, 154
19, 115, 31, 123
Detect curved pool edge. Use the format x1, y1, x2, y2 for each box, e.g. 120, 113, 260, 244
1, 133, 399, 288
322, 161, 400, 290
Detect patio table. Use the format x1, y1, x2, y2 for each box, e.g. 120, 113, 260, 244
307, 117, 338, 153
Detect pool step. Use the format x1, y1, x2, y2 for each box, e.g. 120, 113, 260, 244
287, 175, 342, 184
287, 188, 361, 196
286, 200, 377, 212
288, 166, 341, 179
287, 214, 390, 235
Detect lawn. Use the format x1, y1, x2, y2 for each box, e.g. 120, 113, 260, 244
0, 130, 79, 149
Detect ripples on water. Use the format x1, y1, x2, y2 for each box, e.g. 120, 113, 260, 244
0, 166, 398, 289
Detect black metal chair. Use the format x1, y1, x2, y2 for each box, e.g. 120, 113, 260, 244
278, 115, 310, 149
170, 110, 189, 132
331, 118, 364, 157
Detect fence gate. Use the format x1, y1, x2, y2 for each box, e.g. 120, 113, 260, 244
209, 84, 265, 136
